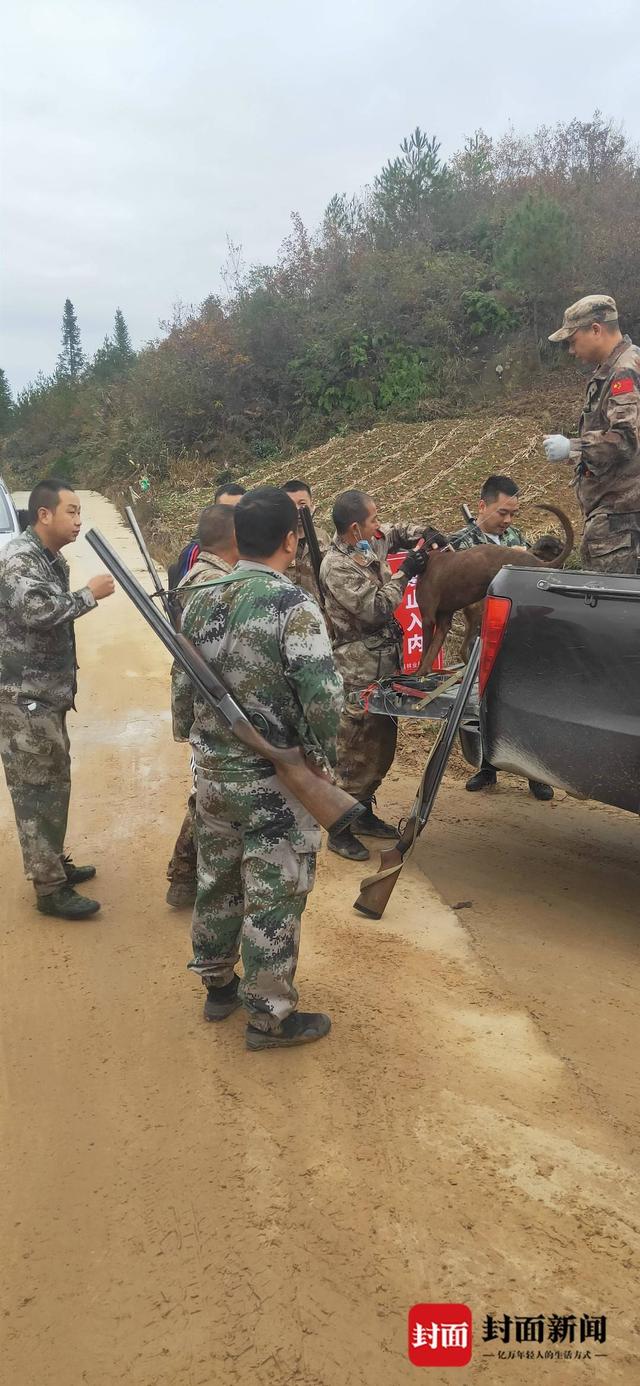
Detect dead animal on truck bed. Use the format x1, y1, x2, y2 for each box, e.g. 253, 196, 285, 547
416, 503, 574, 673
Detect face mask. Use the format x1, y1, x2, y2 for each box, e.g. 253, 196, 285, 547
355, 539, 371, 553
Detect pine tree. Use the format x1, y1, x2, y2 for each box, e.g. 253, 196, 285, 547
113, 307, 133, 361
0, 368, 13, 433
57, 298, 85, 379
497, 195, 575, 364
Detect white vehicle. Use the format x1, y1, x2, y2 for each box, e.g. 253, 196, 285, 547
0, 477, 21, 552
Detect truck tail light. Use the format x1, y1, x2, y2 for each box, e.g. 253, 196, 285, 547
479, 595, 512, 697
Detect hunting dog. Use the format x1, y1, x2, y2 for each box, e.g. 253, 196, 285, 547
415, 503, 574, 673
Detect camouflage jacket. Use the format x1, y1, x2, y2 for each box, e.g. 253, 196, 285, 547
287, 519, 332, 601
319, 539, 408, 688
176, 550, 232, 611
372, 522, 425, 560
172, 561, 343, 775
450, 521, 529, 550
0, 527, 96, 711
570, 335, 640, 518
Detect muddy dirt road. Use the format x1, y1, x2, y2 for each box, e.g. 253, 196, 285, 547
1, 493, 638, 1385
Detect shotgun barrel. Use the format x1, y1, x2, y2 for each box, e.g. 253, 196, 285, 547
85, 527, 363, 836
124, 504, 174, 623
353, 641, 480, 919
299, 506, 325, 600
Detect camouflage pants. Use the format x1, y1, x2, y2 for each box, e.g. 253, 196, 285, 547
335, 704, 398, 802
188, 764, 320, 1032
0, 698, 71, 895
167, 792, 197, 884
581, 516, 640, 575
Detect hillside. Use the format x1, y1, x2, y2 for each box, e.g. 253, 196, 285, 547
147, 405, 582, 559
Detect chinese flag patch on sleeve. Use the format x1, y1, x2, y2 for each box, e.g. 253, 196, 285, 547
610, 376, 635, 396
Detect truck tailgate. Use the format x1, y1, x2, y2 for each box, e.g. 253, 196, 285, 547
481, 568, 640, 814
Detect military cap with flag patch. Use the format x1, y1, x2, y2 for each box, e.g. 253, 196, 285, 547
549, 294, 619, 342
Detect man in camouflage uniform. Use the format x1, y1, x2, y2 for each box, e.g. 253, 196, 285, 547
0, 478, 114, 918
166, 503, 239, 908
545, 294, 640, 573
451, 474, 554, 801
283, 478, 332, 602
320, 488, 433, 861
451, 474, 530, 552
172, 487, 343, 1050
167, 482, 245, 625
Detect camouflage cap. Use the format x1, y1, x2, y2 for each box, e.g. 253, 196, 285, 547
548, 294, 618, 342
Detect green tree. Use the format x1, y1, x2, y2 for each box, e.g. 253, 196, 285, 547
0, 368, 13, 433
57, 298, 85, 379
497, 195, 574, 362
372, 128, 446, 246
113, 308, 134, 361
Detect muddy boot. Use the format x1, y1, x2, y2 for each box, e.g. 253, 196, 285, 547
37, 885, 101, 919
246, 1012, 331, 1051
465, 764, 498, 792
63, 854, 97, 885
328, 826, 370, 861
166, 877, 197, 909
528, 779, 554, 801
203, 975, 242, 1022
357, 801, 399, 839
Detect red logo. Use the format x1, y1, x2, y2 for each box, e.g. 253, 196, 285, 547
408, 1304, 473, 1367
611, 376, 634, 396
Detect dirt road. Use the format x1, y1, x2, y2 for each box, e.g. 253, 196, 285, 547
1, 493, 638, 1385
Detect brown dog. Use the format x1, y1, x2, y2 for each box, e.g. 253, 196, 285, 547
416, 503, 574, 672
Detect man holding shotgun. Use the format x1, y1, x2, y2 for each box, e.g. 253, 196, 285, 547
282, 478, 331, 603
171, 488, 343, 1050
166, 503, 240, 909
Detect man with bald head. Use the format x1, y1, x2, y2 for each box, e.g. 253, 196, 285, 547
544, 295, 640, 574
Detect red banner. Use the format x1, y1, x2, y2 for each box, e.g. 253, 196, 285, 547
387, 552, 443, 673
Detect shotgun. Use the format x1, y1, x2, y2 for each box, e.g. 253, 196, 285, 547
124, 504, 174, 624
299, 506, 324, 589
353, 640, 480, 919
85, 528, 364, 837
299, 504, 337, 638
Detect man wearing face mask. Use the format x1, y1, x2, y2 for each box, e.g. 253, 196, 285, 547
320, 489, 444, 861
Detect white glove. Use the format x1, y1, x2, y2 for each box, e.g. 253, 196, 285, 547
543, 434, 571, 463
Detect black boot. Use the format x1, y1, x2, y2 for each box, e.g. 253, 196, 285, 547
465, 764, 498, 792
246, 1011, 332, 1051
528, 779, 554, 801
203, 975, 242, 1021
63, 854, 97, 885
357, 801, 399, 839
328, 826, 370, 861
37, 885, 101, 919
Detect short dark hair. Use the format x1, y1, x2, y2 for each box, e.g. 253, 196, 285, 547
196, 503, 237, 552
214, 482, 245, 502
234, 487, 298, 559
332, 489, 372, 533
283, 478, 311, 497
480, 475, 519, 504
28, 477, 75, 525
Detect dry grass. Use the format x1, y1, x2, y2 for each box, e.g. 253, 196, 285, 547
149, 396, 583, 564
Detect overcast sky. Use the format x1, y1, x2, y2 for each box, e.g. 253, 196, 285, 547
2, 0, 639, 393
